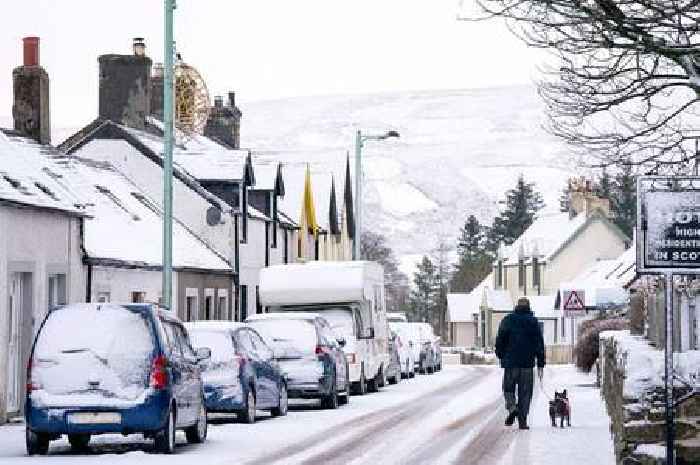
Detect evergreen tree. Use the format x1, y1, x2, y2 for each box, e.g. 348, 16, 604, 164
361, 231, 410, 313
408, 256, 438, 324
431, 237, 451, 337
611, 165, 636, 237
487, 175, 545, 250
596, 169, 613, 201
451, 215, 492, 293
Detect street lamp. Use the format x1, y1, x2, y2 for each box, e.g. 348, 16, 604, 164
353, 129, 400, 260
162, 0, 176, 309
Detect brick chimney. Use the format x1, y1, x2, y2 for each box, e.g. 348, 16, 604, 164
569, 177, 611, 218
13, 37, 50, 144
203, 91, 242, 149
98, 38, 152, 130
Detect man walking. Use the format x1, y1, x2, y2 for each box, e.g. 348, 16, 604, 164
495, 297, 546, 430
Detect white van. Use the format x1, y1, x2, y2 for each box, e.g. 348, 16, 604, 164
259, 261, 390, 395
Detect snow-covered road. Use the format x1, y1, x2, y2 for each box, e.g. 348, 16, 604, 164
0, 365, 615, 465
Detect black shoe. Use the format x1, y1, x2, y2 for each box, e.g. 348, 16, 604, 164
505, 410, 518, 426
518, 421, 530, 430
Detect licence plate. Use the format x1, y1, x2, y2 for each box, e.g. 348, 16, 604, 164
68, 412, 121, 425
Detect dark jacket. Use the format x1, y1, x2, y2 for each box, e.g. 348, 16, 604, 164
495, 303, 546, 369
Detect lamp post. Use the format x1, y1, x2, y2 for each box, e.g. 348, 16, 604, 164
162, 0, 176, 309
353, 129, 400, 260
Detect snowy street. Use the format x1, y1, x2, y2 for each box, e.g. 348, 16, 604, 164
0, 365, 615, 465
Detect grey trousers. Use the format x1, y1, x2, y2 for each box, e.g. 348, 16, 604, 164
503, 368, 534, 421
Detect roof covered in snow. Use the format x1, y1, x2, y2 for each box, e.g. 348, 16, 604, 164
446, 293, 480, 323
528, 295, 560, 319
184, 321, 246, 332
502, 211, 628, 264
484, 287, 513, 311
0, 129, 86, 216
52, 157, 232, 273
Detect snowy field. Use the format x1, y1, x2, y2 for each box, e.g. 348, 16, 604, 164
0, 365, 614, 465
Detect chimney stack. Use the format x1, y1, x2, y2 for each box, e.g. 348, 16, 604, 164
203, 90, 242, 149
98, 38, 152, 130
13, 36, 50, 144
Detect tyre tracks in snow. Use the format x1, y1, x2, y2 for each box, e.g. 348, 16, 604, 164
245, 367, 494, 465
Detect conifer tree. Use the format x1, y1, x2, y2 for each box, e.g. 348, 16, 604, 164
408, 256, 438, 324
487, 175, 545, 250
451, 215, 492, 293
611, 165, 636, 237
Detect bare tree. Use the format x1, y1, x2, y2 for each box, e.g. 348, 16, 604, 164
465, 0, 700, 172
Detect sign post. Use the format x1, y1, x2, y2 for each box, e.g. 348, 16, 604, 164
563, 289, 586, 357
635, 176, 700, 465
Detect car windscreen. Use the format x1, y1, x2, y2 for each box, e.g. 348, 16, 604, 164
188, 330, 235, 366
248, 319, 317, 357
32, 304, 155, 400
313, 308, 356, 340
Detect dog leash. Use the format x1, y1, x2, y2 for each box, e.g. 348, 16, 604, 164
538, 374, 555, 402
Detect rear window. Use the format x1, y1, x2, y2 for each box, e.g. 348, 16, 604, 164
188, 330, 235, 364
32, 304, 154, 399
248, 319, 318, 355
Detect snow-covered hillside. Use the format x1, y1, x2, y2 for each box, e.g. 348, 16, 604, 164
240, 85, 575, 269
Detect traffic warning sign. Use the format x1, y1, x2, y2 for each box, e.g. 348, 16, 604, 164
563, 290, 586, 317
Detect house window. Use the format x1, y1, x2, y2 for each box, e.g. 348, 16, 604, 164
186, 296, 197, 321
131, 291, 146, 303
272, 194, 278, 249
240, 285, 248, 321
218, 295, 227, 320
204, 296, 213, 320
97, 292, 111, 303
265, 223, 270, 266
256, 286, 262, 314
284, 229, 289, 264
532, 257, 541, 287
496, 261, 503, 288
518, 258, 526, 289
241, 182, 248, 244
48, 274, 67, 308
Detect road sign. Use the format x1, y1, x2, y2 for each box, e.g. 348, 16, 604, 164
563, 290, 585, 317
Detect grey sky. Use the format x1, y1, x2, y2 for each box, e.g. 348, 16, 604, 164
0, 0, 544, 128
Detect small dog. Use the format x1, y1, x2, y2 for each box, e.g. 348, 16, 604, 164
549, 390, 571, 428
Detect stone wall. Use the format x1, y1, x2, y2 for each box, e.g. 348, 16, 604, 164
599, 331, 700, 465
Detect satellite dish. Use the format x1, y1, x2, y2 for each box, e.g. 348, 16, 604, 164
206, 206, 222, 226
174, 61, 211, 138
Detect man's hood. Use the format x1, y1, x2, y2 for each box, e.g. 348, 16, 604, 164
514, 304, 532, 314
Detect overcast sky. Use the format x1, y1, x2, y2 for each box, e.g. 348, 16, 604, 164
0, 0, 544, 129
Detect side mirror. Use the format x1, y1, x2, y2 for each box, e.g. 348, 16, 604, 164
336, 337, 347, 348
195, 347, 211, 362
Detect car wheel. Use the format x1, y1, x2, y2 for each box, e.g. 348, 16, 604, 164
239, 390, 256, 424
388, 374, 398, 385
154, 407, 176, 454
271, 383, 288, 417
322, 378, 339, 410
354, 366, 367, 396
68, 434, 91, 451
185, 403, 207, 444
26, 428, 50, 456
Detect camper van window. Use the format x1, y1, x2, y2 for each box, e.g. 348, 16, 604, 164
318, 308, 357, 339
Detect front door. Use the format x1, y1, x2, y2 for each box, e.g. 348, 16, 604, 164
7, 274, 23, 413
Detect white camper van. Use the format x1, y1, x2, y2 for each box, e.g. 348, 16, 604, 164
259, 261, 390, 395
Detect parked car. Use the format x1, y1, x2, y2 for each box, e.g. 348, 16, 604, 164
387, 312, 408, 323
418, 323, 442, 372
259, 261, 390, 395
384, 330, 403, 385
403, 323, 438, 374
389, 323, 416, 379
25, 303, 209, 455
184, 322, 288, 424
246, 313, 350, 409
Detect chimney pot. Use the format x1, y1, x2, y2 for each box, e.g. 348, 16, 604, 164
152, 62, 164, 78
228, 92, 236, 108
23, 36, 40, 66
214, 96, 223, 108
133, 37, 146, 57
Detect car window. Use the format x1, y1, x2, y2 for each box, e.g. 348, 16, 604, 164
249, 330, 273, 360
236, 329, 255, 356
317, 320, 338, 347
176, 325, 196, 358
161, 320, 182, 356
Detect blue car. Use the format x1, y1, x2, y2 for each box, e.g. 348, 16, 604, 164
184, 322, 288, 423
25, 303, 210, 455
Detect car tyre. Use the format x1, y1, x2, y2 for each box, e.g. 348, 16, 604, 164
154, 407, 176, 454
271, 383, 288, 417
185, 403, 207, 444
354, 366, 368, 396
68, 434, 91, 451
238, 390, 256, 424
322, 378, 339, 410
26, 428, 49, 456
